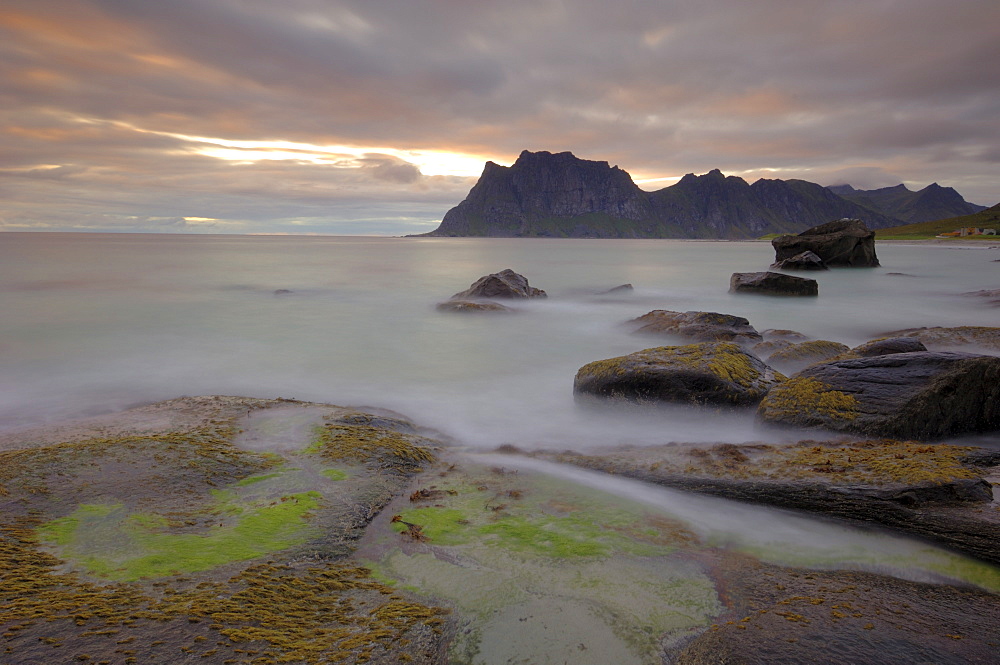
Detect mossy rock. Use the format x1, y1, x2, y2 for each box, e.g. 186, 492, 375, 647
436, 299, 512, 313
574, 342, 785, 407
758, 352, 1000, 439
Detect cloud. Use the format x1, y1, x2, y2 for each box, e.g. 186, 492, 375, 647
1, 0, 997, 233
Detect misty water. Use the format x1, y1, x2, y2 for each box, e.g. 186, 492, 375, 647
2, 233, 997, 447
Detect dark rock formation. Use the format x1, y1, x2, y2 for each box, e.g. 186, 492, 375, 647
772, 218, 880, 267
574, 342, 784, 406
878, 326, 1000, 351
829, 182, 987, 224
422, 151, 899, 238
629, 310, 762, 345
852, 337, 928, 357
765, 340, 850, 373
761, 329, 810, 342
963, 288, 1000, 306
770, 250, 828, 271
757, 351, 1000, 439
450, 268, 546, 300
729, 271, 818, 296
600, 283, 634, 294
436, 300, 512, 313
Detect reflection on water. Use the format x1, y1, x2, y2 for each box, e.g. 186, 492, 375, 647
1, 233, 998, 451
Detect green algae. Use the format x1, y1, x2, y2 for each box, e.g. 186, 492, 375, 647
234, 472, 283, 487
38, 492, 322, 581
321, 468, 349, 481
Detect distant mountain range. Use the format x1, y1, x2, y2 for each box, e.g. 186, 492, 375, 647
421, 150, 988, 238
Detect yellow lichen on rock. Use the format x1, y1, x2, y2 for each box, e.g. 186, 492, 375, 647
759, 377, 859, 422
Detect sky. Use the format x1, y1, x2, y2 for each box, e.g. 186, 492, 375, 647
1, 0, 998, 236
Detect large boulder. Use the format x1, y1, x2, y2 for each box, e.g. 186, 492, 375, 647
629, 310, 762, 345
730, 271, 818, 296
772, 218, 879, 267
757, 351, 1000, 439
770, 250, 829, 271
574, 342, 785, 406
451, 268, 547, 299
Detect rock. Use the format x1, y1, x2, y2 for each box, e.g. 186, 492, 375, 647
450, 268, 547, 300
629, 310, 762, 345
772, 218, 880, 267
729, 271, 818, 296
877, 326, 1000, 351
765, 340, 850, 373
963, 288, 1000, 306
770, 250, 828, 271
757, 351, 1000, 439
761, 329, 810, 342
600, 283, 634, 294
436, 299, 512, 313
852, 337, 928, 357
574, 342, 784, 406
751, 339, 792, 357
273, 289, 293, 295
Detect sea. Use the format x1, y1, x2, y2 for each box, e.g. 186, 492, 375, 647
1, 232, 998, 447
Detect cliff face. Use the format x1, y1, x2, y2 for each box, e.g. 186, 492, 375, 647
424, 150, 975, 238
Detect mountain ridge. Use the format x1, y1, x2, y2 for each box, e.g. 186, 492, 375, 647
422, 150, 984, 238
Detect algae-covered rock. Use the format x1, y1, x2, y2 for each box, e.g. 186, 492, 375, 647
629, 310, 762, 345
757, 352, 1000, 439
765, 339, 850, 373
450, 268, 547, 299
729, 271, 818, 296
574, 342, 784, 406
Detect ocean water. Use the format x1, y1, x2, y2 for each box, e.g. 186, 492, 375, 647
1, 232, 998, 448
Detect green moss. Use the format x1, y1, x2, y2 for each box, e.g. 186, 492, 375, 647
38, 492, 322, 581
759, 377, 859, 422
309, 424, 435, 471
478, 516, 608, 558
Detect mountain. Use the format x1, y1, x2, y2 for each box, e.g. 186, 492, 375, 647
423, 151, 901, 238
827, 183, 986, 224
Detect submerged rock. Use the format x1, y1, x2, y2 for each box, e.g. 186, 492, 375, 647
574, 342, 784, 406
629, 310, 762, 345
765, 339, 850, 373
878, 326, 1000, 351
757, 351, 1000, 439
772, 218, 879, 267
770, 249, 829, 271
852, 337, 928, 357
730, 271, 818, 296
436, 299, 512, 313
450, 268, 547, 299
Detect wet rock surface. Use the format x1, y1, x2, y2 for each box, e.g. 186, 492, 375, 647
629, 309, 763, 345
574, 342, 784, 406
531, 439, 1000, 565
436, 299, 512, 313
772, 218, 880, 267
878, 325, 1000, 351
757, 351, 1000, 439
675, 555, 1000, 665
851, 337, 928, 357
730, 271, 819, 296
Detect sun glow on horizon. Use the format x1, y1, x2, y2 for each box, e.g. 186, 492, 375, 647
69, 114, 492, 177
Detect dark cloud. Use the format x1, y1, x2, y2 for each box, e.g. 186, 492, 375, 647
1, 0, 997, 234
